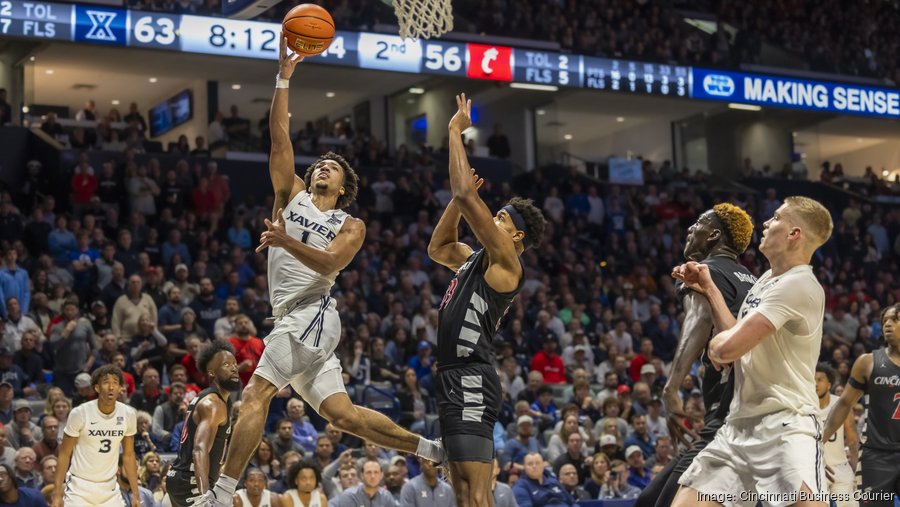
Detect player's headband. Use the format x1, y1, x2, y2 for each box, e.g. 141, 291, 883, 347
502, 204, 531, 249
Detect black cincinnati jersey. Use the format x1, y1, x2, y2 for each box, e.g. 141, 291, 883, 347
676, 255, 756, 426
862, 347, 900, 452
170, 388, 233, 483
436, 248, 523, 369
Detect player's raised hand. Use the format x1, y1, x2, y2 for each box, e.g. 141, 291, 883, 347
671, 261, 712, 294
256, 209, 291, 252
470, 167, 484, 190
449, 93, 473, 132
278, 34, 304, 80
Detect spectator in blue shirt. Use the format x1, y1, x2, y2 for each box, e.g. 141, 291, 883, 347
47, 215, 76, 266
0, 349, 31, 399
624, 445, 651, 490
502, 416, 541, 468
67, 232, 99, 297
623, 414, 655, 459
0, 463, 44, 507
530, 386, 558, 430
512, 452, 574, 507
161, 229, 192, 271
0, 250, 29, 316
227, 215, 252, 250
407, 341, 434, 380
286, 398, 318, 453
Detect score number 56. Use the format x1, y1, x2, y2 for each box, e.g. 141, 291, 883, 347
424, 44, 462, 72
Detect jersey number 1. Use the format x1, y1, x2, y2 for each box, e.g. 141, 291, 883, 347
301, 231, 311, 244
893, 393, 900, 420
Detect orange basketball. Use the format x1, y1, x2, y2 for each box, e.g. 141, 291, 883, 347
282, 4, 335, 56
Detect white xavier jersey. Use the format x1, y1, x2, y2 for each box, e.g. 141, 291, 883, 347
237, 489, 272, 507
729, 264, 825, 421
819, 395, 848, 466
268, 190, 349, 311
64, 400, 137, 480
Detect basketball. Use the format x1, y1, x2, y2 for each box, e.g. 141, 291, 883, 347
282, 4, 335, 56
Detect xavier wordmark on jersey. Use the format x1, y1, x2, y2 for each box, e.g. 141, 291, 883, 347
285, 210, 338, 241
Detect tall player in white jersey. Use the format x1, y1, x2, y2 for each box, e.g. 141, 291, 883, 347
815, 363, 859, 507
671, 196, 834, 507
201, 35, 442, 507
52, 365, 139, 507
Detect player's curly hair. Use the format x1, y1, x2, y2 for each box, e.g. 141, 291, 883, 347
508, 197, 548, 249
91, 365, 124, 388
712, 203, 753, 253
286, 460, 322, 488
880, 302, 900, 327
816, 362, 835, 385
198, 339, 235, 374
303, 151, 359, 210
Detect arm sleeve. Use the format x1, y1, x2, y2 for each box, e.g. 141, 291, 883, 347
399, 482, 415, 507
513, 484, 533, 507
65, 405, 84, 437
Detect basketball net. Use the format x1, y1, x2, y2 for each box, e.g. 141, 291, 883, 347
391, 0, 453, 40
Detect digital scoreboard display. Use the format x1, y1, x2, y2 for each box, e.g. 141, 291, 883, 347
6, 1, 899, 119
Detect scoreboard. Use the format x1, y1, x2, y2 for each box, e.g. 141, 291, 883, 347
2, 1, 690, 100
6, 1, 899, 119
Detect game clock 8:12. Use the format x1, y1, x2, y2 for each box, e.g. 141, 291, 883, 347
179, 15, 279, 60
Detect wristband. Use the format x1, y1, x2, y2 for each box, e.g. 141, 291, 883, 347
276, 74, 289, 89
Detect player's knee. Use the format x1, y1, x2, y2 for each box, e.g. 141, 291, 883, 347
242, 377, 278, 409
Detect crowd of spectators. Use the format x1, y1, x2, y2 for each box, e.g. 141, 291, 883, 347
0, 125, 899, 505
118, 0, 898, 83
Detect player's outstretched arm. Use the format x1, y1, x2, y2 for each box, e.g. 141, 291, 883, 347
823, 353, 871, 443
51, 435, 78, 507
192, 397, 228, 495
427, 168, 483, 271
122, 435, 141, 505
708, 313, 774, 365
257, 211, 365, 275
447, 94, 521, 292
662, 292, 711, 446
270, 34, 306, 217
672, 262, 736, 333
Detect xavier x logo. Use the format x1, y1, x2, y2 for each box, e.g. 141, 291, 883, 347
86, 10, 117, 41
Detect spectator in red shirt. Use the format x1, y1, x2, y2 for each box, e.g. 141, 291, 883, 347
531, 337, 566, 384
191, 177, 219, 220
629, 338, 655, 382
206, 161, 230, 213
228, 314, 264, 387
180, 335, 208, 388
71, 166, 98, 213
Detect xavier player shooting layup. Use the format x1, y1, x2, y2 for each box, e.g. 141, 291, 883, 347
823, 303, 900, 507
165, 340, 241, 507
201, 35, 442, 507
53, 365, 140, 507
637, 204, 756, 507
428, 93, 547, 507
672, 197, 833, 507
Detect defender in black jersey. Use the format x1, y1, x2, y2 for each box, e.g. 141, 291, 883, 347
428, 93, 547, 507
636, 204, 755, 507
165, 340, 241, 507
824, 303, 900, 507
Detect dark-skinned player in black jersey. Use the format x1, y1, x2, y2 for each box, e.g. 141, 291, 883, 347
823, 303, 900, 507
636, 204, 756, 507
164, 340, 241, 507
428, 93, 547, 507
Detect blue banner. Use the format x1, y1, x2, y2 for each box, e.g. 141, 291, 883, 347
691, 68, 900, 119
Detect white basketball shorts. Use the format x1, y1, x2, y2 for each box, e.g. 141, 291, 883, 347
678, 410, 827, 507
254, 295, 345, 412
63, 474, 124, 507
